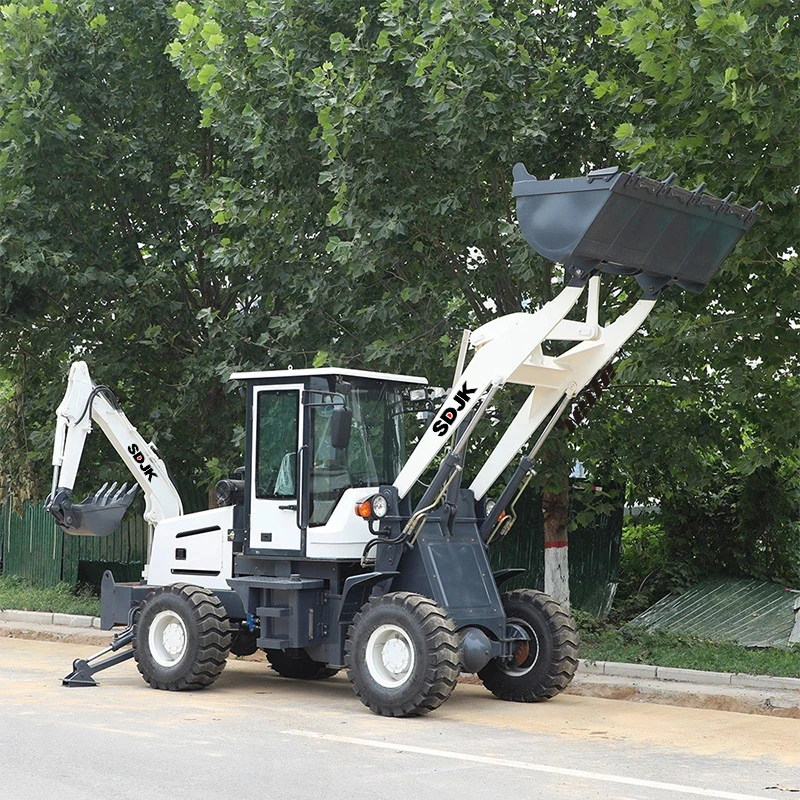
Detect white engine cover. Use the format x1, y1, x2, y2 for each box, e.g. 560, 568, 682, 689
305, 487, 378, 560
147, 507, 235, 591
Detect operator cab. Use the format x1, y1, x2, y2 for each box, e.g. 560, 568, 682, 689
229, 368, 427, 560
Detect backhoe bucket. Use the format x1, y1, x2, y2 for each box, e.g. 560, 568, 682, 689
513, 163, 759, 292
46, 482, 139, 537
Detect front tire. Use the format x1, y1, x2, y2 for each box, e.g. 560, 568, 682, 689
346, 592, 460, 717
478, 589, 579, 702
133, 583, 232, 691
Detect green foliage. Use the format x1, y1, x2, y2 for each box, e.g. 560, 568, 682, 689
0, 574, 100, 616
661, 464, 800, 585
600, 512, 707, 622
577, 613, 800, 677
575, 0, 800, 582
613, 516, 672, 618
0, 0, 330, 497
166, 0, 616, 381
0, 0, 797, 591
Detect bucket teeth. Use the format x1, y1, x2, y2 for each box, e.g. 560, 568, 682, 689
80, 482, 138, 507
48, 481, 140, 537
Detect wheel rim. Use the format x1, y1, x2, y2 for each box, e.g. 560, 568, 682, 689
500, 619, 540, 677
365, 623, 416, 688
148, 610, 188, 668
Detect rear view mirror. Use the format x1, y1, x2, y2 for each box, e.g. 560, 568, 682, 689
331, 406, 352, 450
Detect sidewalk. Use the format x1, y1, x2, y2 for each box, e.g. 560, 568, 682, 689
568, 659, 800, 719
2, 610, 798, 718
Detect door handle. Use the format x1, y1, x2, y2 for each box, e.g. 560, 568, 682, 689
296, 444, 308, 530
279, 504, 297, 511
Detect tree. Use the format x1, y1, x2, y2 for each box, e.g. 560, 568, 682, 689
0, 0, 334, 500
577, 0, 800, 583
1, 0, 797, 592
168, 0, 624, 604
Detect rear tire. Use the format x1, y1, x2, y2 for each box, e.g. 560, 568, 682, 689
346, 592, 460, 717
478, 589, 579, 702
230, 627, 258, 657
133, 583, 231, 691
266, 648, 339, 680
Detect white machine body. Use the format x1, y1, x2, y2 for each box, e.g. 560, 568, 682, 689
48, 276, 657, 586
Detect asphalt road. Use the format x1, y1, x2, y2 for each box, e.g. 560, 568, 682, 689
1, 637, 798, 800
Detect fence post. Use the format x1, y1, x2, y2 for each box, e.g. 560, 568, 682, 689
5, 492, 12, 560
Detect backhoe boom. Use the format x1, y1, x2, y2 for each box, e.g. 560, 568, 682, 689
47, 361, 183, 537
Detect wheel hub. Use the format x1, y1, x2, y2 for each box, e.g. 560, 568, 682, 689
162, 623, 185, 656
501, 619, 539, 677
148, 610, 188, 668
381, 637, 411, 675
512, 639, 530, 666
365, 623, 417, 689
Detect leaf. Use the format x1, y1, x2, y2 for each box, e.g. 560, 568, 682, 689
197, 64, 217, 85
614, 121, 635, 139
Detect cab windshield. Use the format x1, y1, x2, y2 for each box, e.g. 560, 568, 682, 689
309, 383, 406, 526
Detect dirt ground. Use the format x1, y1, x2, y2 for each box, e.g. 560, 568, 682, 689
3, 620, 798, 719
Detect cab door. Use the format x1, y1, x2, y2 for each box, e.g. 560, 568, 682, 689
248, 386, 304, 554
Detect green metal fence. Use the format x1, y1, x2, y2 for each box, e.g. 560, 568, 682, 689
0, 481, 209, 588
2, 501, 64, 587
488, 489, 623, 617
1, 485, 622, 615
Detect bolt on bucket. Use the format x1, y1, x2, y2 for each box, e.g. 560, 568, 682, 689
46, 482, 139, 537
513, 163, 760, 292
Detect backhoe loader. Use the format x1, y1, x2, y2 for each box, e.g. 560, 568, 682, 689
46, 163, 758, 716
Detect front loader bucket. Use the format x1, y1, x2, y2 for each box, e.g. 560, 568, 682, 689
46, 482, 139, 537
513, 163, 759, 292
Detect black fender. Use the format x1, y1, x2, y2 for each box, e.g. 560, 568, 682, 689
337, 571, 399, 626
493, 568, 527, 590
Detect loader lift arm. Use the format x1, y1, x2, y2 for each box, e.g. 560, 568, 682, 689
46, 361, 184, 538
393, 162, 760, 534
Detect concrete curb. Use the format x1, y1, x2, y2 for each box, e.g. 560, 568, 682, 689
0, 609, 102, 629
579, 659, 800, 693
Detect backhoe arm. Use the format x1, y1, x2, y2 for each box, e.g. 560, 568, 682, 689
47, 361, 183, 536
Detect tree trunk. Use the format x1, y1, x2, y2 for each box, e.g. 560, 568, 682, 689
542, 480, 570, 611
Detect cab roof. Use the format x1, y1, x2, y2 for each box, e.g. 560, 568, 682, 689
230, 367, 428, 385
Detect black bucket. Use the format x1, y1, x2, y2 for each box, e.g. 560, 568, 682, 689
46, 482, 139, 537
513, 163, 759, 292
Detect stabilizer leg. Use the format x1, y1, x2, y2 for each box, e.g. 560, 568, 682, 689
62, 609, 136, 687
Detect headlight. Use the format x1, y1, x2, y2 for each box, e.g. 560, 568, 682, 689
485, 498, 496, 515
354, 493, 389, 520
371, 494, 388, 518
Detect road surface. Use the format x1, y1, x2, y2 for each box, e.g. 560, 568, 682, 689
1, 637, 798, 800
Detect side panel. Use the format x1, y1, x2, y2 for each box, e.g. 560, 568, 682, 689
147, 507, 235, 591
305, 487, 377, 560
383, 492, 506, 638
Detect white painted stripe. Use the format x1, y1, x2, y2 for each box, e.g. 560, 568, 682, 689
283, 730, 771, 800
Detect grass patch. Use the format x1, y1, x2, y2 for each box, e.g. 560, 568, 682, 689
0, 574, 100, 617
576, 612, 800, 678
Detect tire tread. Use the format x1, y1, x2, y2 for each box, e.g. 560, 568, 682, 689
478, 588, 579, 703
346, 591, 460, 717
133, 583, 232, 691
